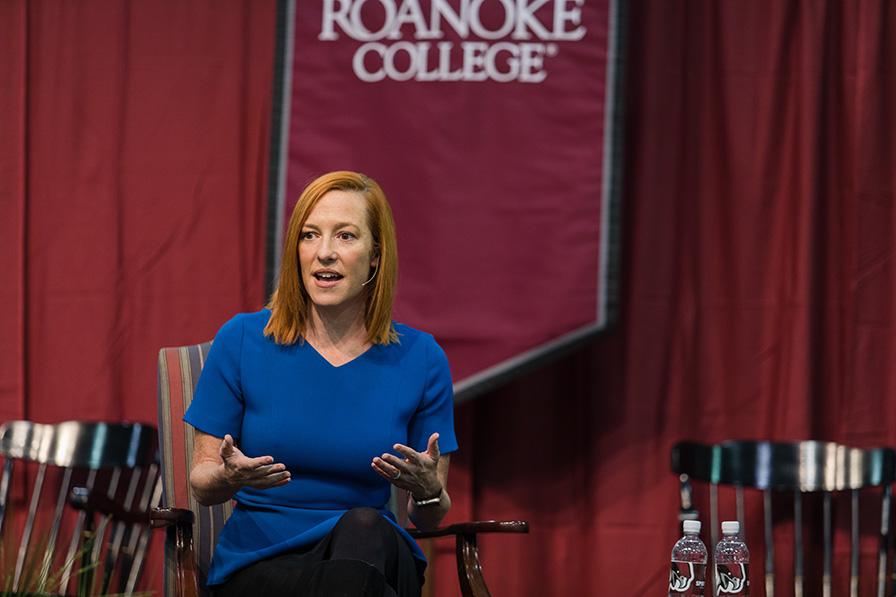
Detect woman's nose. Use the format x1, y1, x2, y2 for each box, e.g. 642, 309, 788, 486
317, 237, 337, 261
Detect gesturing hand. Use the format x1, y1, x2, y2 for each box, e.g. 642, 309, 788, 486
218, 434, 291, 491
371, 432, 442, 500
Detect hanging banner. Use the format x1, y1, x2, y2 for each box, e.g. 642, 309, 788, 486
276, 0, 623, 400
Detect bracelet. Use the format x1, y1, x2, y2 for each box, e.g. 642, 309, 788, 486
414, 491, 442, 507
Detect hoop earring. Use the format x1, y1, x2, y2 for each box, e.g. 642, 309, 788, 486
362, 261, 379, 286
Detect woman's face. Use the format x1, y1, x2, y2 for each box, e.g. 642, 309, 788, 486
298, 190, 379, 313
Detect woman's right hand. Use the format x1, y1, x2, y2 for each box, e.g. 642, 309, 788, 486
190, 429, 290, 506
218, 434, 292, 490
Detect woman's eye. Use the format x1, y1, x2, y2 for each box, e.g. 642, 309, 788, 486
338, 232, 356, 241
300, 231, 316, 240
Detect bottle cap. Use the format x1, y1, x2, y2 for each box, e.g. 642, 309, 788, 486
682, 520, 701, 534
721, 521, 740, 535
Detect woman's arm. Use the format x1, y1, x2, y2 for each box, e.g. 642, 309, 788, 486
189, 428, 291, 506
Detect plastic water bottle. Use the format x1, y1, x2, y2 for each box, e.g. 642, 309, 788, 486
714, 521, 749, 595
669, 520, 707, 596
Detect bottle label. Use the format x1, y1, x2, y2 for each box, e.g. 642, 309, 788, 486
715, 563, 749, 595
669, 561, 706, 596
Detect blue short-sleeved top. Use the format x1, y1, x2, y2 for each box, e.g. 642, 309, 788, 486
183, 309, 457, 585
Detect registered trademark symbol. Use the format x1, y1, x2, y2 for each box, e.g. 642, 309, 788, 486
547, 44, 559, 57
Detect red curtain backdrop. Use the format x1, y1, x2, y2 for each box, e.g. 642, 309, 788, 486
0, 0, 277, 426
3, 1, 896, 596
0, 0, 28, 423
0, 2, 276, 590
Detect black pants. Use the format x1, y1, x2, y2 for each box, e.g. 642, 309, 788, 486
212, 507, 423, 597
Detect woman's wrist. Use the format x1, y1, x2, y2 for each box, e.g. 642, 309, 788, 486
408, 487, 450, 530
412, 486, 443, 505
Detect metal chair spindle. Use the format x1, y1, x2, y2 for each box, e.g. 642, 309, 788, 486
764, 488, 775, 597
794, 490, 803, 597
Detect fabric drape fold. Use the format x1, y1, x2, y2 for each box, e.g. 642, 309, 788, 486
0, 0, 28, 423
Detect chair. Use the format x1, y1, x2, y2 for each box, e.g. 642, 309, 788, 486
0, 420, 161, 596
671, 440, 896, 597
151, 342, 529, 597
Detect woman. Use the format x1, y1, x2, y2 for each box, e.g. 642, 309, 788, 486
184, 171, 456, 596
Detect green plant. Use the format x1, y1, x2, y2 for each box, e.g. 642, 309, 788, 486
1, 514, 154, 597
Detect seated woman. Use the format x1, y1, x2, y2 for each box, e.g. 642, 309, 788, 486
184, 171, 456, 597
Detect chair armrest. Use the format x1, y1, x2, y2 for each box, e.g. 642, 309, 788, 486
409, 521, 529, 597
407, 520, 529, 539
69, 486, 150, 525
150, 506, 195, 528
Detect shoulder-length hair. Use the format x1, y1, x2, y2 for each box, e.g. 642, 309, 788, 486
264, 171, 399, 345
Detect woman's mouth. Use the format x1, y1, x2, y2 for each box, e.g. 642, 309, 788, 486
314, 271, 343, 285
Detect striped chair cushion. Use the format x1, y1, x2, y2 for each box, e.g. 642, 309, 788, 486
157, 342, 232, 597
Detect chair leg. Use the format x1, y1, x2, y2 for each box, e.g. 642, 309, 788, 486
879, 485, 891, 597
15, 462, 48, 591
125, 466, 162, 595
172, 520, 200, 597
152, 507, 202, 597
456, 532, 491, 597
40, 467, 74, 590
78, 513, 98, 597
764, 489, 775, 597
849, 489, 858, 597
0, 458, 12, 538
62, 469, 99, 593
794, 491, 803, 597
825, 491, 833, 597
710, 483, 719, 550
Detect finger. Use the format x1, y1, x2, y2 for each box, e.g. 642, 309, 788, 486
371, 458, 403, 482
220, 434, 235, 458
247, 461, 288, 485
373, 455, 401, 474
380, 451, 414, 471
371, 461, 392, 481
259, 463, 290, 479
427, 433, 440, 460
393, 438, 438, 465
268, 476, 291, 488
267, 467, 291, 484
246, 454, 277, 469
253, 468, 291, 490
391, 443, 422, 464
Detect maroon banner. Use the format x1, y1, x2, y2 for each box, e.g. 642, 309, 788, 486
280, 0, 621, 396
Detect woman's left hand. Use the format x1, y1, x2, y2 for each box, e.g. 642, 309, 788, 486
372, 432, 442, 499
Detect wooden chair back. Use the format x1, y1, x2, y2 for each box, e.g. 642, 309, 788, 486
0, 419, 159, 596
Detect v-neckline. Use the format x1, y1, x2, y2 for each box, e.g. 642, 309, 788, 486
305, 339, 373, 368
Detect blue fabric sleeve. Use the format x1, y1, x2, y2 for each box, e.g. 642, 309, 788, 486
407, 333, 458, 455
183, 315, 246, 440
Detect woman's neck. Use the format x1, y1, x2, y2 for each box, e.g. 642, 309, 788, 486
304, 304, 370, 363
